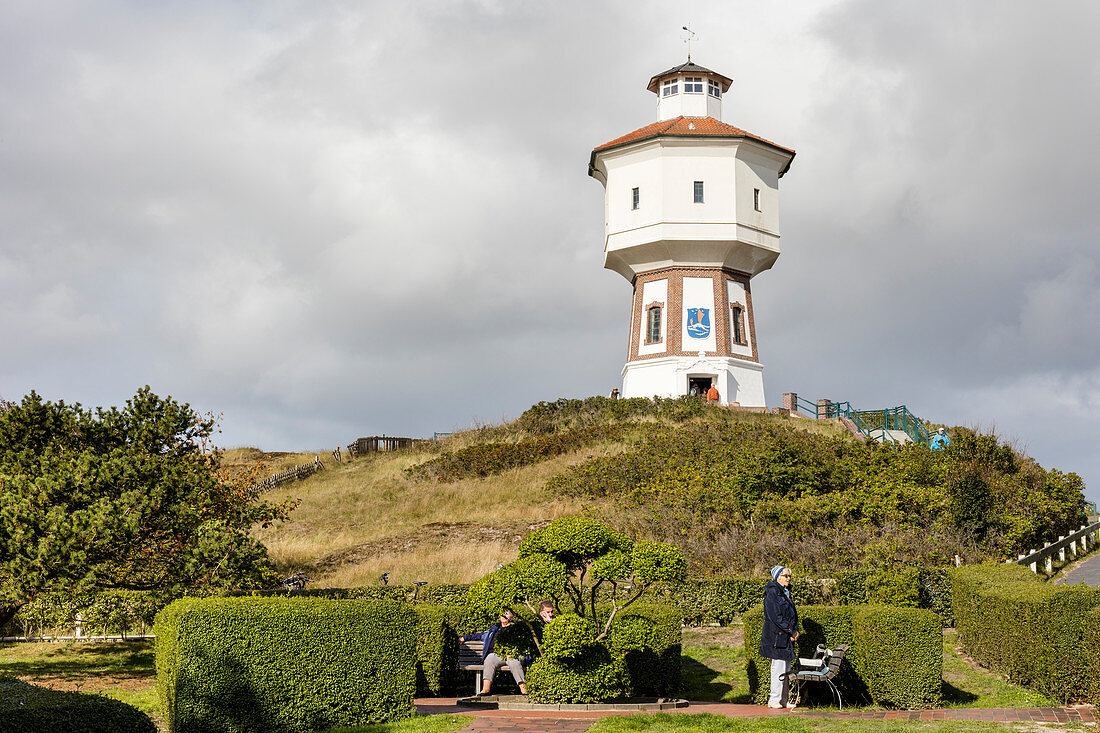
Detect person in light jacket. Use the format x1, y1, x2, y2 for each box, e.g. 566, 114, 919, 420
759, 565, 799, 709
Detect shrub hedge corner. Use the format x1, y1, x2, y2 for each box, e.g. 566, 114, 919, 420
155, 597, 417, 733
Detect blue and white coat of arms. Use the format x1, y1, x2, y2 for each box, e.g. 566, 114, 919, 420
686, 308, 711, 339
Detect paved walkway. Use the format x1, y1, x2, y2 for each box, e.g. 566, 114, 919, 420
416, 698, 1097, 730
1057, 546, 1100, 587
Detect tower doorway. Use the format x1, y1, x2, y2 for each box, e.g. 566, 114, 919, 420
688, 376, 713, 399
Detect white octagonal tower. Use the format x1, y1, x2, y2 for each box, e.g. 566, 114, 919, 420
588, 60, 795, 406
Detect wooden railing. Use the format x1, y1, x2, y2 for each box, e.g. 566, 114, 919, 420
1012, 520, 1100, 574
346, 435, 419, 457
250, 456, 323, 493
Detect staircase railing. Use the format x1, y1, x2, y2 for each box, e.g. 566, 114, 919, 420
792, 396, 930, 445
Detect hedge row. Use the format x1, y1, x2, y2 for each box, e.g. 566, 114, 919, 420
951, 563, 1100, 703
743, 604, 942, 709
0, 676, 155, 733
155, 597, 417, 733
1, 585, 471, 638
5, 567, 951, 641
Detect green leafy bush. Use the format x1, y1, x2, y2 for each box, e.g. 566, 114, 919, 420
1086, 606, 1100, 706
850, 605, 941, 708
952, 563, 1100, 703
606, 603, 682, 697
543, 613, 598, 659
0, 676, 155, 733
406, 425, 627, 481
744, 603, 941, 708
155, 597, 417, 732
525, 648, 628, 704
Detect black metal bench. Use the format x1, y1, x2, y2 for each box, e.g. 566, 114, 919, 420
788, 643, 849, 709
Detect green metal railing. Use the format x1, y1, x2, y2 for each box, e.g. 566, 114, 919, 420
792, 396, 930, 446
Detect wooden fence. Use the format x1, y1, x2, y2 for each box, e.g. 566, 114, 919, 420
250, 456, 324, 493
346, 435, 419, 457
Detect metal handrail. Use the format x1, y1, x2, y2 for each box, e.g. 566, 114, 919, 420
792, 396, 930, 446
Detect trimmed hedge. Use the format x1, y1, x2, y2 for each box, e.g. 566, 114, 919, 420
744, 603, 941, 709
607, 603, 682, 697
155, 597, 417, 732
0, 676, 155, 733
952, 563, 1100, 703
526, 648, 628, 703
1087, 606, 1100, 706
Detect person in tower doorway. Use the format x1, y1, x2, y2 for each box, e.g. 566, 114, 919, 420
760, 565, 799, 709
706, 384, 720, 403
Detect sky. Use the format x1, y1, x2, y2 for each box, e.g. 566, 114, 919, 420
2, 1, 1099, 506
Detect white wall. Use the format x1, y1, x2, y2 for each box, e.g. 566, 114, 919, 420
621, 356, 766, 407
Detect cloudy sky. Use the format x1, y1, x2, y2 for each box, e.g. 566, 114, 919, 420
3, 1, 1099, 505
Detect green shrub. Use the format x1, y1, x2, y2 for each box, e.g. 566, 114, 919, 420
0, 676, 155, 733
526, 647, 628, 703
606, 603, 682, 697
1086, 606, 1100, 706
952, 563, 1100, 703
543, 613, 598, 659
412, 604, 486, 696
155, 597, 417, 732
744, 604, 940, 708
851, 605, 941, 708
406, 425, 627, 481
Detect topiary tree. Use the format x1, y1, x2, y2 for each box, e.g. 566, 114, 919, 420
467, 517, 686, 674
518, 517, 686, 639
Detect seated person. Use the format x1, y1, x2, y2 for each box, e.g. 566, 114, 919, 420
460, 610, 528, 696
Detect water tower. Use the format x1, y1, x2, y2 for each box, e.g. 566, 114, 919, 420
588, 60, 795, 406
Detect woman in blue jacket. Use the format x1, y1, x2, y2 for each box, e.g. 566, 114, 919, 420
759, 565, 799, 708
460, 610, 528, 696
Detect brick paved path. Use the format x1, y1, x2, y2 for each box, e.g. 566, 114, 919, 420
416, 698, 1097, 730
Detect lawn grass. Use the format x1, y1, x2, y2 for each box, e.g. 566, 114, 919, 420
0, 639, 159, 721
586, 713, 1091, 732
681, 626, 751, 703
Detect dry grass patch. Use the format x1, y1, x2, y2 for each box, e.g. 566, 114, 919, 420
314, 538, 518, 587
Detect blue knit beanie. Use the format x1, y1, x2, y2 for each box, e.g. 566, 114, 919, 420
771, 565, 789, 581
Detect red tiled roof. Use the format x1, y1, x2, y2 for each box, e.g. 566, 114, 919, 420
593, 116, 794, 156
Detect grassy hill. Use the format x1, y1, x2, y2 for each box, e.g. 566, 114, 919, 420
238, 397, 1088, 588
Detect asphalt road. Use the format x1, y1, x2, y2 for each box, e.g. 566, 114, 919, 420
1056, 550, 1100, 587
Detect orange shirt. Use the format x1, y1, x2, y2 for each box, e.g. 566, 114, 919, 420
706, 386, 719, 401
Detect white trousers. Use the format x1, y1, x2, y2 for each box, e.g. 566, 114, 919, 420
769, 658, 790, 706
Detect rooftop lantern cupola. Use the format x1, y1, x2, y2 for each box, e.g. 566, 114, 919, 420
648, 61, 732, 122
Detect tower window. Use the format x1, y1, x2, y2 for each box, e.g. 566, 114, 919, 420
631, 187, 640, 210
754, 188, 761, 211
646, 305, 662, 344
693, 181, 704, 203
661, 79, 678, 97
708, 79, 722, 98
731, 304, 747, 345
684, 76, 703, 93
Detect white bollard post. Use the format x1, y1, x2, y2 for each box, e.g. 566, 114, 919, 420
1028, 549, 1038, 573
1045, 555, 1053, 574
1071, 539, 1078, 558
74, 613, 83, 639
1059, 536, 1066, 562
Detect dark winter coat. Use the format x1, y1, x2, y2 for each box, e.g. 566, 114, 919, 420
464, 622, 505, 663
759, 580, 798, 661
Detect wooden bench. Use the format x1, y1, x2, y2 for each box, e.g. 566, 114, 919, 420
458, 639, 487, 695
788, 643, 849, 709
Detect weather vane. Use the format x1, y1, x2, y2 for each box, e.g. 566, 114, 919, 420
681, 24, 697, 62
